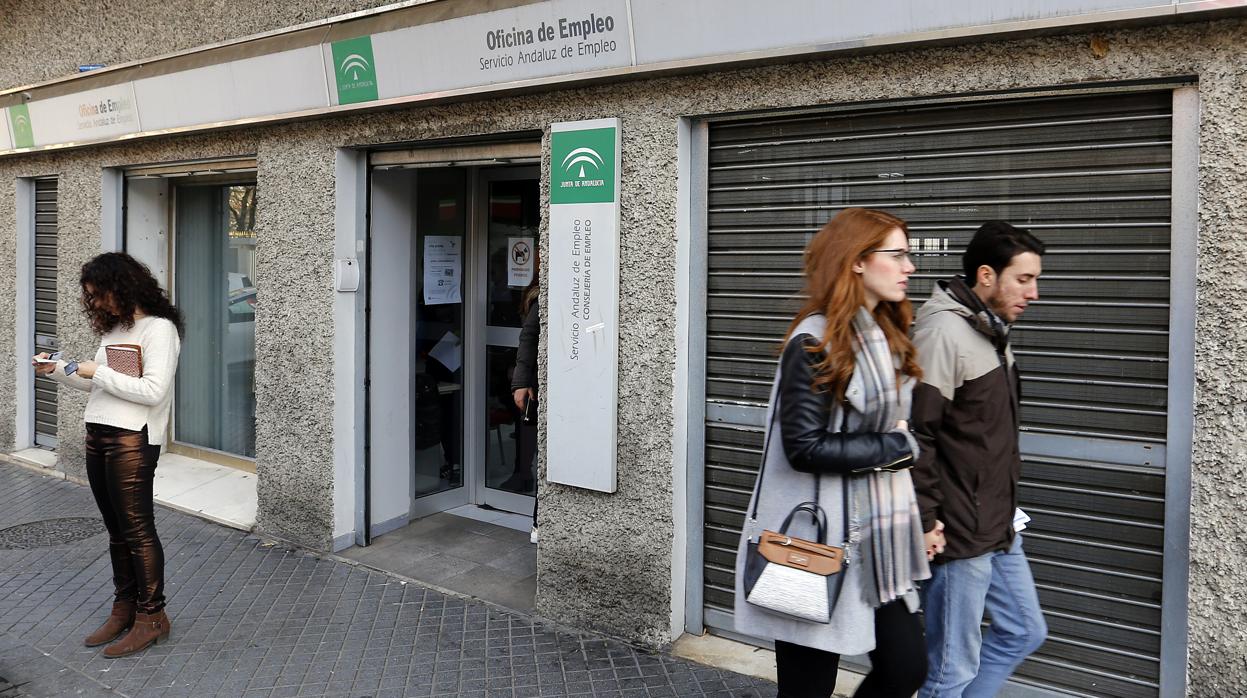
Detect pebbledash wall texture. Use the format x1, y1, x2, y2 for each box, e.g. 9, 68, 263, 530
0, 0, 400, 89
1, 12, 1246, 693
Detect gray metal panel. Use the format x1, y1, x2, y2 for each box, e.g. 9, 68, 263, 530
33, 177, 58, 445
701, 90, 1174, 697
684, 120, 712, 637
1157, 85, 1198, 698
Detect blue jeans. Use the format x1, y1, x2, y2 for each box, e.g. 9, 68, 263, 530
919, 534, 1047, 698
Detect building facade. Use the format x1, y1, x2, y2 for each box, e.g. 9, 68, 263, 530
1, 1, 1245, 695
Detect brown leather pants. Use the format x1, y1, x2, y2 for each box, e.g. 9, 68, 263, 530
85, 424, 165, 614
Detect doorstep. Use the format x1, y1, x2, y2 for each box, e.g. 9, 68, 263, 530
152, 452, 256, 531
9, 447, 58, 470
3, 447, 256, 531
444, 503, 534, 533
341, 509, 537, 614
672, 632, 864, 697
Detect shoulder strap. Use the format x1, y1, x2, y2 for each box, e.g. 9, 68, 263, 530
749, 404, 779, 522
749, 389, 853, 560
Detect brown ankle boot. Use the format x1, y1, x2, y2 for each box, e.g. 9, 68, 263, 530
103, 609, 170, 658
84, 600, 136, 647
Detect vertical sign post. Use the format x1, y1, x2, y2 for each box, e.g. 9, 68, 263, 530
546, 118, 621, 493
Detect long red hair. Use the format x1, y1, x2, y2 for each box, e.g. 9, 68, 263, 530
785, 207, 922, 398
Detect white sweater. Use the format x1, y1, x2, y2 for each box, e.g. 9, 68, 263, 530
50, 316, 182, 445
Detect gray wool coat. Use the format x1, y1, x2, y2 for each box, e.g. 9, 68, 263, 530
732, 315, 920, 656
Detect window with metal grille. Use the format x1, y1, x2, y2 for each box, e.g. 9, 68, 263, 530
33, 177, 59, 447
701, 90, 1173, 697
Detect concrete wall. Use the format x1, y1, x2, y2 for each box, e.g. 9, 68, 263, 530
1, 14, 1245, 693
0, 0, 397, 90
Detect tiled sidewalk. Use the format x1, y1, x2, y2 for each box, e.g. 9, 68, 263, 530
0, 463, 777, 698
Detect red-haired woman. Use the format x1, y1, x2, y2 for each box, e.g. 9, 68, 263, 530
734, 208, 942, 697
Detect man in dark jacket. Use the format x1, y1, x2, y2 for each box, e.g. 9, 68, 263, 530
913, 221, 1047, 697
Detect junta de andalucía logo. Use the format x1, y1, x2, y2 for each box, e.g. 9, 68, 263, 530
561, 147, 604, 179
331, 36, 379, 105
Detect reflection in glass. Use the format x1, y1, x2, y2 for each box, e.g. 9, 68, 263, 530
484, 177, 540, 497
486, 347, 534, 495
174, 184, 257, 457
413, 169, 467, 498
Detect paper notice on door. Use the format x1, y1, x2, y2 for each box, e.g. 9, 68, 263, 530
508, 237, 535, 287
423, 235, 462, 305
428, 331, 462, 373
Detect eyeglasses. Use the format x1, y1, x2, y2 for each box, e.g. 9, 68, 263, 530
867, 248, 915, 265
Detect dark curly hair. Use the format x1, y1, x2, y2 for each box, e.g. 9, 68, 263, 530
80, 252, 185, 338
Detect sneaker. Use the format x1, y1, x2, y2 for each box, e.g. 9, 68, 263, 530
529, 526, 539, 544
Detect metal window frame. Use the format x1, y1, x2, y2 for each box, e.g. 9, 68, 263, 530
469, 164, 541, 516
332, 147, 370, 550
1158, 84, 1197, 698
677, 81, 1197, 695
163, 173, 261, 465
681, 118, 710, 637
14, 177, 36, 451
365, 159, 542, 528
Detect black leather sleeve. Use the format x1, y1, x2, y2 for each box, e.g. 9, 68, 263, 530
778, 334, 914, 475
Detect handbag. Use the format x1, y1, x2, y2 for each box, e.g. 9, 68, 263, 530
742, 403, 851, 624
743, 501, 848, 623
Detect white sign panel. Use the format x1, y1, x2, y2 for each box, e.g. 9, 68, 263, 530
508, 237, 535, 287
135, 46, 326, 131
368, 0, 632, 102
422, 235, 463, 305
546, 118, 621, 493
627, 0, 1178, 64
4, 0, 1240, 154
24, 83, 140, 147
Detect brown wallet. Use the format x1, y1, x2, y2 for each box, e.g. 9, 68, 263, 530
104, 344, 144, 378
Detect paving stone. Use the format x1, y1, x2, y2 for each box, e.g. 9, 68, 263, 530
0, 464, 779, 697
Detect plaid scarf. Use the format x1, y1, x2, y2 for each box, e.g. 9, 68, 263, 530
945, 277, 1009, 351
850, 308, 931, 607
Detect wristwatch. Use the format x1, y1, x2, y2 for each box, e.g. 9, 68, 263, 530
64, 360, 79, 376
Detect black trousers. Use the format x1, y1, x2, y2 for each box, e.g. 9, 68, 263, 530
775, 600, 927, 698
85, 424, 165, 614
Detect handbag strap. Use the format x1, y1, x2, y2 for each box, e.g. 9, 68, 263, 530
837, 408, 852, 563
750, 387, 854, 563
778, 502, 828, 543
749, 392, 780, 523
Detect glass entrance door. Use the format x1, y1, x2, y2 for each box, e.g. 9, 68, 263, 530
470, 167, 540, 514
409, 168, 469, 519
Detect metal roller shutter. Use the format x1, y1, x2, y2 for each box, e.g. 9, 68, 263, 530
702, 90, 1173, 697
34, 177, 59, 447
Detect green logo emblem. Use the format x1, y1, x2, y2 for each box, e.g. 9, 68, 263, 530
9, 104, 34, 148
331, 36, 379, 105
550, 127, 617, 204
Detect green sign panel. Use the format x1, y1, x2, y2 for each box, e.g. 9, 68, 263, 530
9, 104, 33, 148
331, 36, 379, 105
550, 127, 617, 205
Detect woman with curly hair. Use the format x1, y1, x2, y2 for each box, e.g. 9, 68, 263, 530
33, 252, 183, 658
